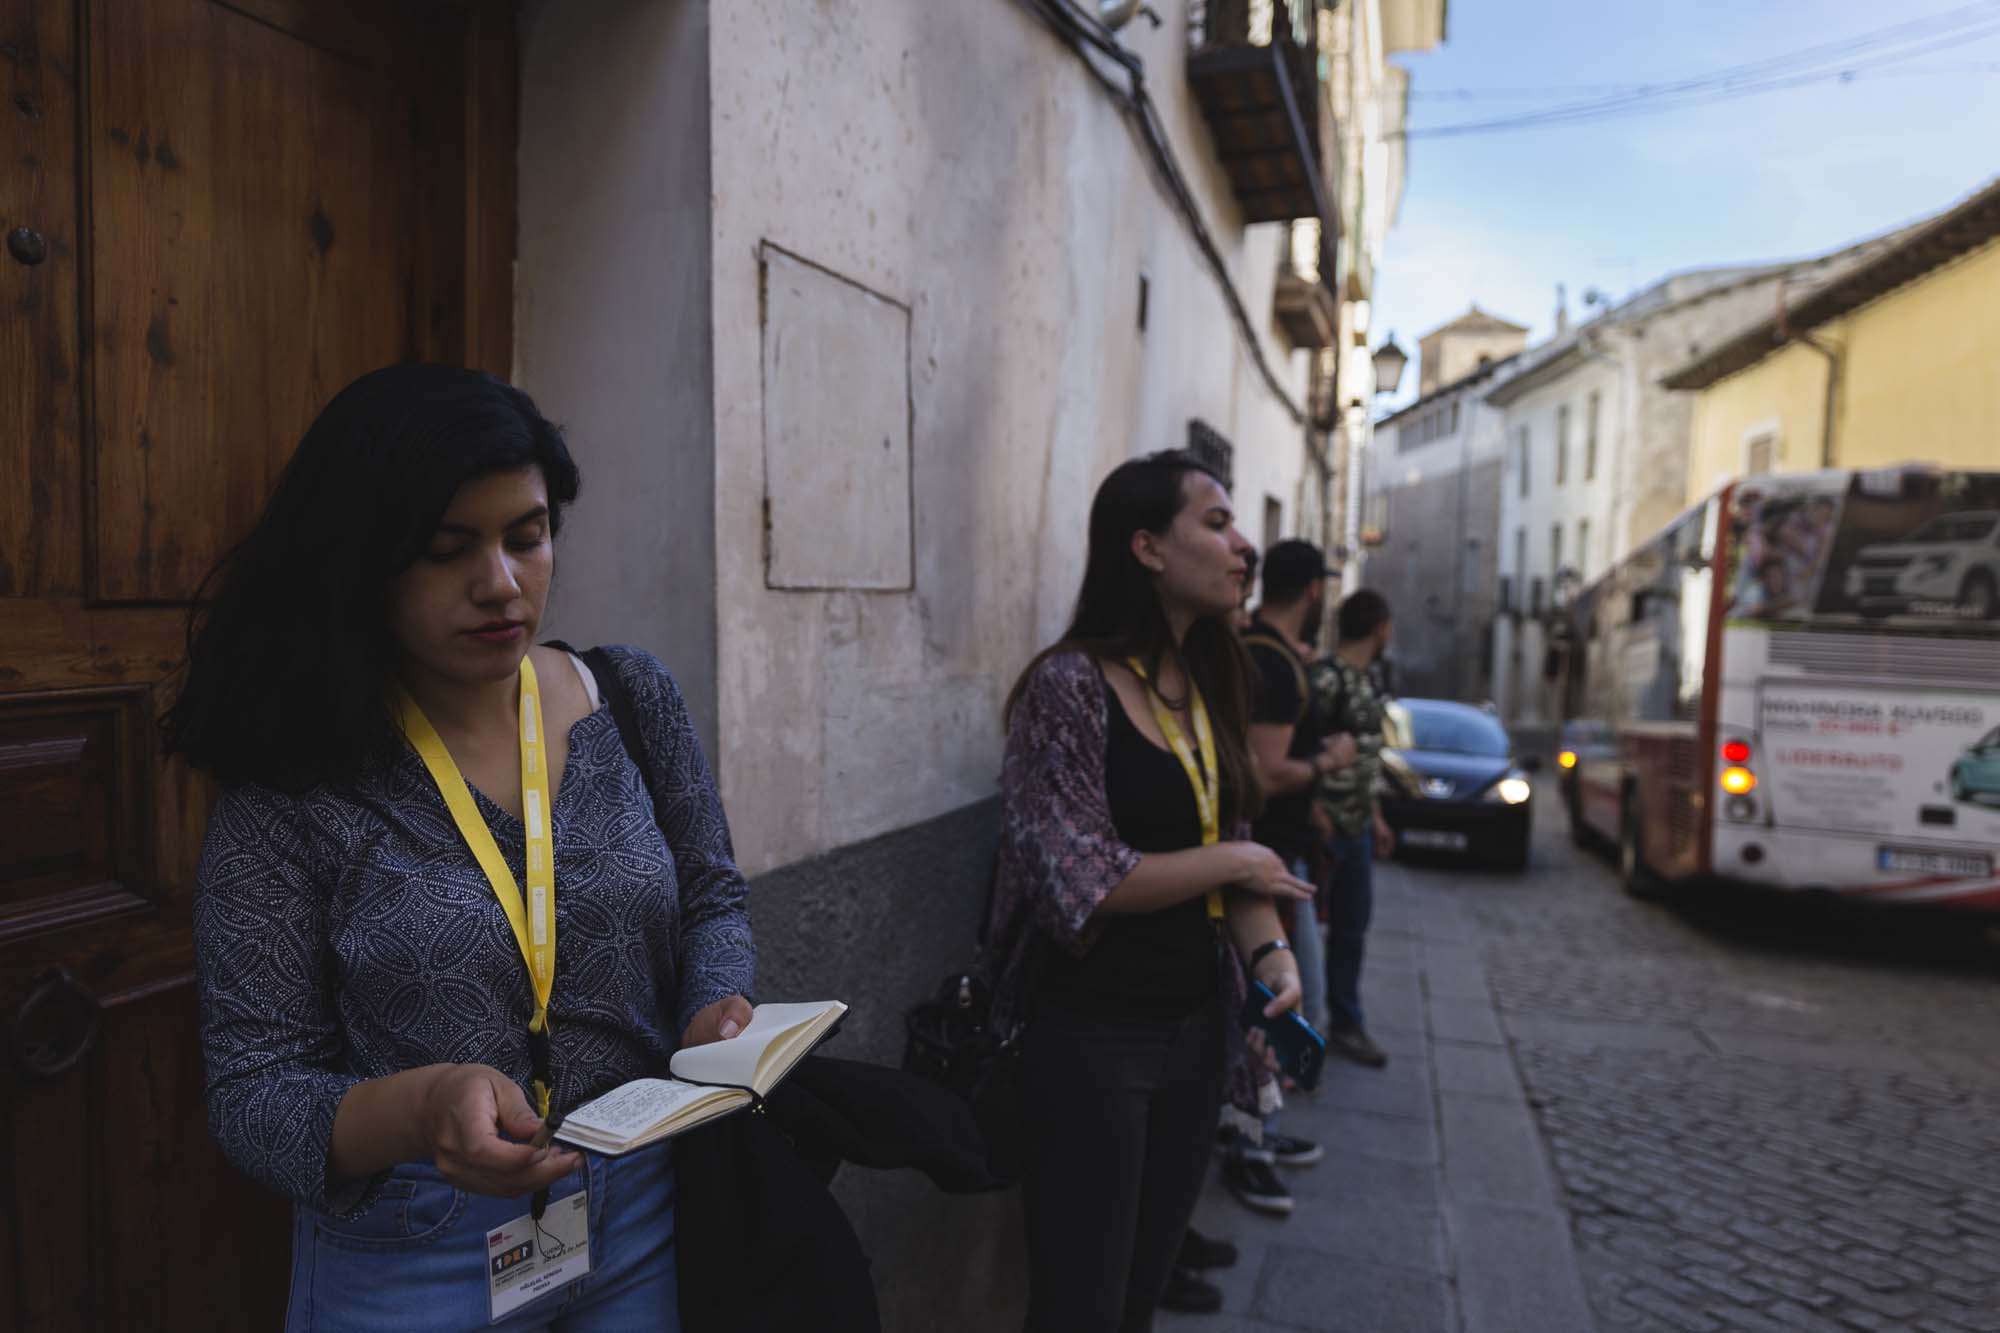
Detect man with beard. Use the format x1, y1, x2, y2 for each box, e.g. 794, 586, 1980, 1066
1309, 589, 1397, 1069
1216, 540, 1356, 1219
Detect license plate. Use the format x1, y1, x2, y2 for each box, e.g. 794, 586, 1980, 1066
1403, 829, 1469, 851
1877, 846, 1992, 878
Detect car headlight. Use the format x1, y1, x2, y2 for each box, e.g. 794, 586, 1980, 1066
1379, 750, 1420, 795
1489, 775, 1533, 805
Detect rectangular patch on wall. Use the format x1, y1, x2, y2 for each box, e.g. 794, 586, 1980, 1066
760, 245, 913, 591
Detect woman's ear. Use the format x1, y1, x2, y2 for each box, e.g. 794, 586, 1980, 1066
1130, 529, 1166, 575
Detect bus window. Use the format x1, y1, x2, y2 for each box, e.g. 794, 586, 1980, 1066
1620, 502, 1713, 723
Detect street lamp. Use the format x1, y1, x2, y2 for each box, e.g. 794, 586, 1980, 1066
1371, 335, 1409, 397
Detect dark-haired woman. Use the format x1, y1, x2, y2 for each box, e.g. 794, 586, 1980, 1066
169, 364, 753, 1330
988, 451, 1312, 1331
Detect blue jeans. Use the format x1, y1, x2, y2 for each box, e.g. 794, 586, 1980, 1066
1324, 829, 1375, 1031
286, 1142, 677, 1331
1289, 859, 1328, 1032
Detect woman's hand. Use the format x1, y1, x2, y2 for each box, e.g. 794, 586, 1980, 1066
1251, 949, 1303, 1019
1373, 809, 1397, 858
419, 1064, 579, 1197
1245, 949, 1304, 1084
682, 994, 754, 1048
1223, 841, 1315, 901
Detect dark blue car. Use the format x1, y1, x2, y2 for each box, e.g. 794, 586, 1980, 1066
1378, 699, 1539, 871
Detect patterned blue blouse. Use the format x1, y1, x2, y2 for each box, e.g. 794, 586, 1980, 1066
194, 646, 756, 1214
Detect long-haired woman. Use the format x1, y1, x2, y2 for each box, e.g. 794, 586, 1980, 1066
167, 364, 754, 1330
988, 450, 1311, 1330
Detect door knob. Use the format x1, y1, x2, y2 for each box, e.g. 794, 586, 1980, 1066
10, 966, 102, 1080
7, 226, 48, 265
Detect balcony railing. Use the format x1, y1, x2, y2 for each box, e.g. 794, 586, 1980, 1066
1305, 344, 1339, 429
1186, 0, 1335, 225
1274, 217, 1337, 349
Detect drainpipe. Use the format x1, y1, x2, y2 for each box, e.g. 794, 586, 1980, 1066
1776, 281, 1841, 469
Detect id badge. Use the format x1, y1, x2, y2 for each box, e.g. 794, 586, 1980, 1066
485, 1190, 592, 1324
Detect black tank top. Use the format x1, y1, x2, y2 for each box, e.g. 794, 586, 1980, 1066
1040, 671, 1221, 1018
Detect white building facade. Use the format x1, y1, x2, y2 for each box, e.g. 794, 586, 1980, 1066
1483, 263, 1867, 736
510, 3, 1443, 1323
1361, 308, 1529, 701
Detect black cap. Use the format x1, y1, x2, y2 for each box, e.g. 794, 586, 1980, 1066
1261, 539, 1329, 600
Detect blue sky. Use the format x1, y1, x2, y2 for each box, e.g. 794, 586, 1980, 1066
1372, 0, 2000, 406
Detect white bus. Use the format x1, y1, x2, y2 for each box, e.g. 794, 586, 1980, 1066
1557, 465, 2000, 911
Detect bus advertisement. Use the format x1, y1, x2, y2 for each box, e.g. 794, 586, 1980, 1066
1557, 466, 2000, 911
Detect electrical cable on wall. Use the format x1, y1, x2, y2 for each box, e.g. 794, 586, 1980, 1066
1009, 0, 1309, 425
1398, 0, 2000, 139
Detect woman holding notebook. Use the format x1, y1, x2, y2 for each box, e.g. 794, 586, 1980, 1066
169, 366, 755, 1330
989, 450, 1311, 1331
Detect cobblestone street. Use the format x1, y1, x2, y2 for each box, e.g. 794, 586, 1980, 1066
1164, 779, 2000, 1332
1464, 783, 2000, 1332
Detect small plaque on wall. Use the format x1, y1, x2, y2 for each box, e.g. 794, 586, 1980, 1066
760, 245, 914, 592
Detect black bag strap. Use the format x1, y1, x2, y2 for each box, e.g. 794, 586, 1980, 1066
545, 641, 659, 799
1241, 629, 1309, 729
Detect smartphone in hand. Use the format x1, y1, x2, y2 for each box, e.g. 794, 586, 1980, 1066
1241, 980, 1328, 1091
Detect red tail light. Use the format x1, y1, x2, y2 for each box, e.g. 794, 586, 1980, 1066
1721, 740, 1751, 764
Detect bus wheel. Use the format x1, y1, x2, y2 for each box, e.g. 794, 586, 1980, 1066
1620, 794, 1666, 901
1962, 570, 1996, 620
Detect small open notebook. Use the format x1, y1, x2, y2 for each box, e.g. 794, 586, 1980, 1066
554, 1001, 847, 1155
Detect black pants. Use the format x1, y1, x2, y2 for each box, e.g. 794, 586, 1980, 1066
1019, 998, 1225, 1333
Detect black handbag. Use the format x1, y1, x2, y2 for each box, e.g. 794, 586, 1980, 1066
901, 872, 1031, 1184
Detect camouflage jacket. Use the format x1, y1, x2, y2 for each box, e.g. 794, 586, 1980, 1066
1310, 653, 1387, 836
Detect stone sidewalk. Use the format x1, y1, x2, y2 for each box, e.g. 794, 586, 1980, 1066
1160, 859, 1597, 1333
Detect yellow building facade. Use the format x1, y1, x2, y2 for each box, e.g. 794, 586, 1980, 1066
1670, 181, 2000, 505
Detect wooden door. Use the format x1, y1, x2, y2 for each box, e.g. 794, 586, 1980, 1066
0, 1, 514, 1326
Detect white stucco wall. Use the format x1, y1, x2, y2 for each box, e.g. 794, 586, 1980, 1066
705, 1, 1317, 872
515, 1, 721, 754
1491, 351, 1622, 726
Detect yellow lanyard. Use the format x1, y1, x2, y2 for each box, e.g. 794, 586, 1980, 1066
1127, 658, 1225, 921
395, 656, 559, 1117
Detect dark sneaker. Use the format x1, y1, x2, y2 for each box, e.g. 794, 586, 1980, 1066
1222, 1153, 1294, 1215
1265, 1131, 1324, 1167
1178, 1226, 1239, 1271
1159, 1265, 1224, 1314
1326, 1025, 1389, 1068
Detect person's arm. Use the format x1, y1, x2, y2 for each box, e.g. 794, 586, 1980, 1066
1001, 654, 1310, 954
1372, 797, 1396, 857
1251, 721, 1326, 797
1224, 892, 1303, 1017
1094, 840, 1313, 917
330, 1064, 578, 1197
1246, 642, 1319, 797
196, 789, 575, 1210
617, 648, 757, 1045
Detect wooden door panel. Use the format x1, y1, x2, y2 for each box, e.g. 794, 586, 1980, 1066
0, 686, 151, 933
4, 1033, 91, 1330
0, 0, 84, 600
4, 976, 288, 1331
90, 980, 291, 1329
89, 0, 455, 602
1, 1, 517, 1326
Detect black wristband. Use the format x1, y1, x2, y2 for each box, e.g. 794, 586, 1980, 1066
1248, 938, 1290, 968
